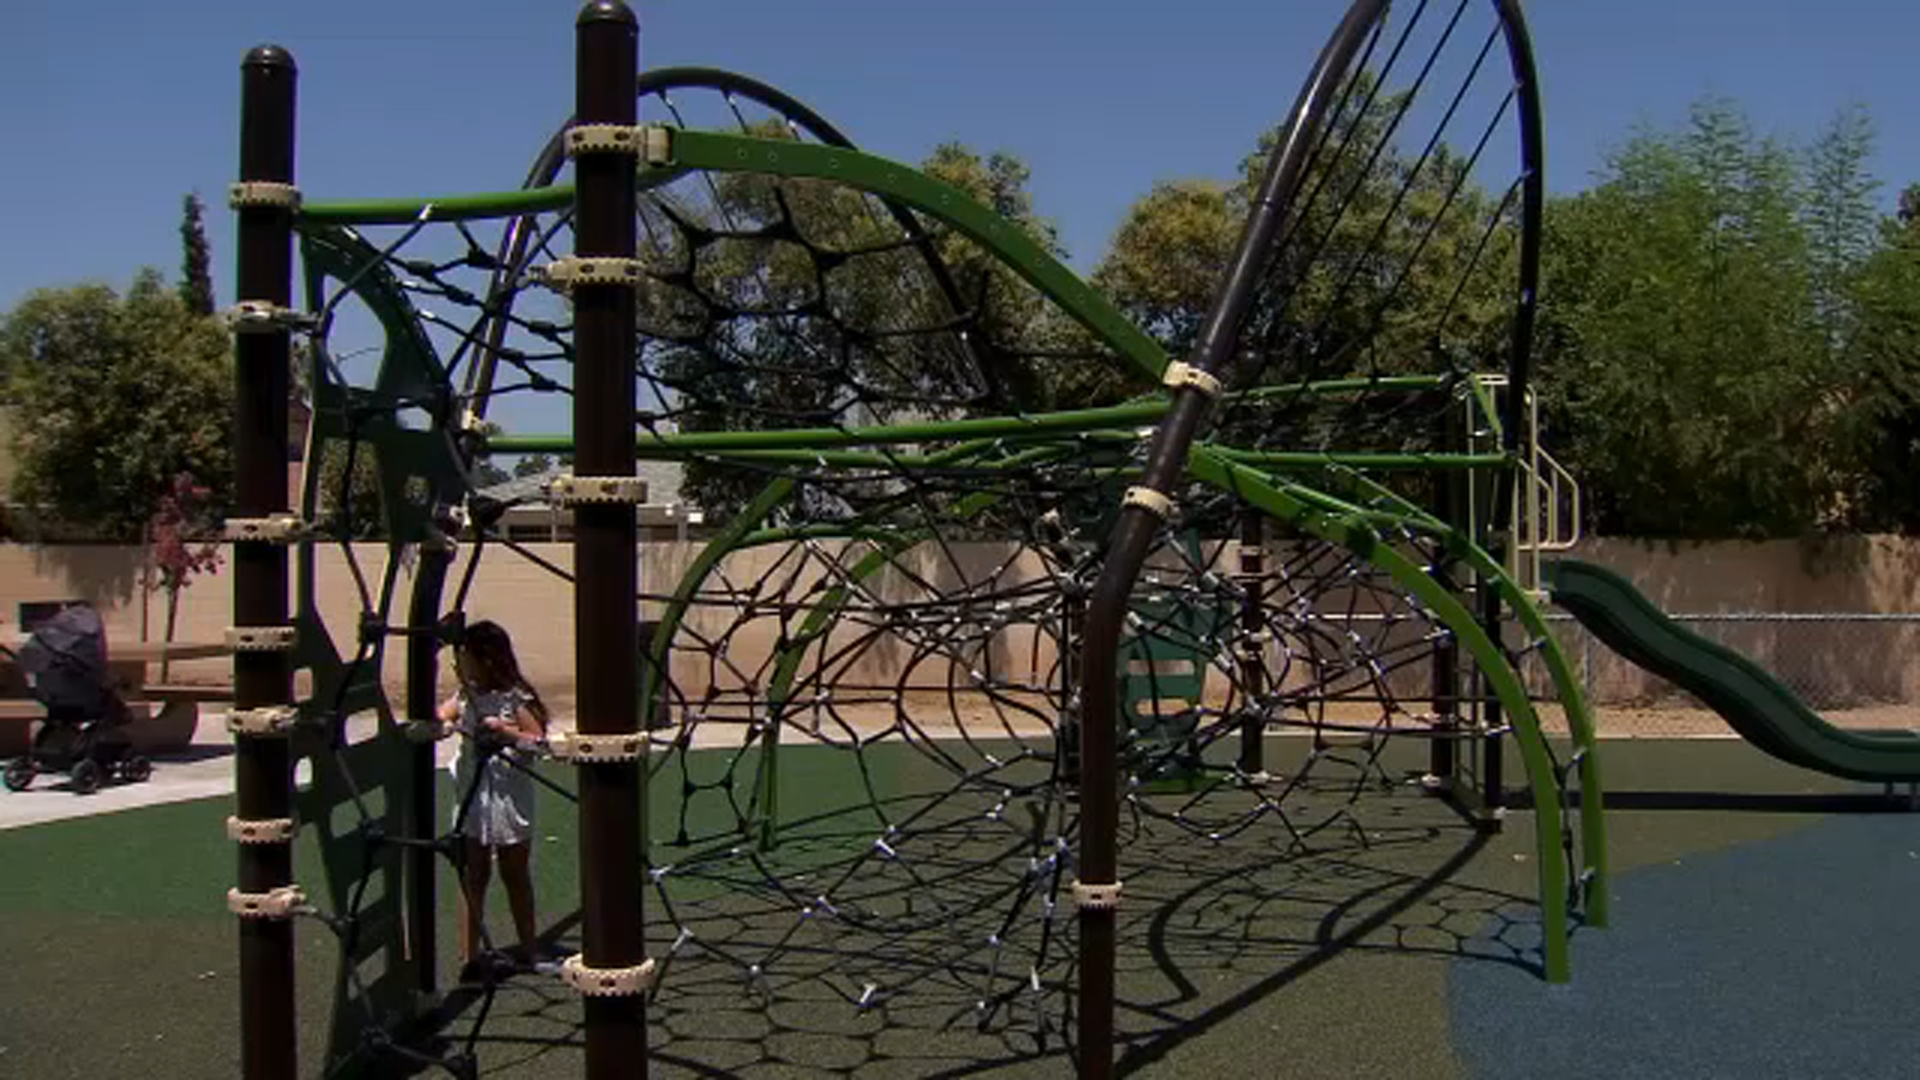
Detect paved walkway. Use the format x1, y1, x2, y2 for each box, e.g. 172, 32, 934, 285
0, 708, 590, 832
0, 737, 237, 831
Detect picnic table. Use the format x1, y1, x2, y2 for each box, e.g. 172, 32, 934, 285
0, 638, 234, 758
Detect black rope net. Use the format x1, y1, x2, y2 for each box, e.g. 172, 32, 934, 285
266, 34, 1575, 1074
1194, 0, 1539, 468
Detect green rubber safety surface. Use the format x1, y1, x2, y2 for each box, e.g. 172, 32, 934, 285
0, 737, 1894, 1078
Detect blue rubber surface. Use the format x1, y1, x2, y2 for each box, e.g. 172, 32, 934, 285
1451, 813, 1920, 1080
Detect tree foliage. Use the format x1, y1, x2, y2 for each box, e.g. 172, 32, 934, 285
290, 337, 389, 539
1099, 76, 1516, 388
1535, 97, 1882, 538
649, 129, 1071, 519
1093, 72, 1518, 473
179, 192, 216, 318
6, 92, 1919, 548
0, 270, 233, 540
1092, 180, 1238, 363
311, 437, 386, 539
143, 472, 221, 676
1837, 184, 1920, 531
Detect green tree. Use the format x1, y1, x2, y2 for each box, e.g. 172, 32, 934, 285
1092, 72, 1519, 461
1091, 179, 1238, 364
650, 129, 1068, 519
311, 438, 386, 539
1535, 97, 1866, 538
179, 192, 216, 317
1835, 183, 1920, 531
513, 452, 554, 479
292, 338, 388, 539
0, 270, 232, 540
917, 143, 1103, 410
1800, 104, 1881, 342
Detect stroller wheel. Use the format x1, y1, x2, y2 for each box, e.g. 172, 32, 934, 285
70, 759, 103, 795
120, 756, 152, 784
3, 758, 32, 792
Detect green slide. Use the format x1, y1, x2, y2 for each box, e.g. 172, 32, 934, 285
1542, 558, 1920, 783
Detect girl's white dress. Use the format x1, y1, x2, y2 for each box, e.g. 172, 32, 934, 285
446, 686, 538, 847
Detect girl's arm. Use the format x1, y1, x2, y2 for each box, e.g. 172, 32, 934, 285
480, 693, 547, 747
508, 699, 547, 743
435, 692, 462, 738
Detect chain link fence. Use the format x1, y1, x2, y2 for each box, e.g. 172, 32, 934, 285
1524, 612, 1920, 738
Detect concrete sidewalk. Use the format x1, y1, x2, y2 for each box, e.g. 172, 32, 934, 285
0, 709, 574, 833
0, 703, 888, 832
0, 736, 237, 831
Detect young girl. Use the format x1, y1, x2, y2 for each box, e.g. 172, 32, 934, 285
437, 619, 560, 976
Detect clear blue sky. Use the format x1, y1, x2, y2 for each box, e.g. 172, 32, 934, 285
2, 0, 1915, 436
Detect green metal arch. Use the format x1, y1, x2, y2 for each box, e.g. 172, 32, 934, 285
1298, 462, 1609, 929
1186, 444, 1593, 982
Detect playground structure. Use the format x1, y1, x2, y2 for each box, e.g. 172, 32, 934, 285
219, 1, 1611, 1077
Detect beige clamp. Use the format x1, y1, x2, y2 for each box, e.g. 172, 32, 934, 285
1071, 879, 1124, 912
226, 816, 299, 844
548, 731, 646, 763
550, 474, 647, 506
226, 705, 299, 738
225, 300, 315, 335
227, 885, 307, 920
223, 514, 309, 543
229, 181, 302, 210
227, 626, 298, 652
1122, 486, 1174, 519
1161, 361, 1222, 398
565, 123, 672, 165
537, 257, 645, 292
560, 954, 657, 997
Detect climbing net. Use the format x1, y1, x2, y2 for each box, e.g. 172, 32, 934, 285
1205, 0, 1537, 464
243, 3, 1602, 1074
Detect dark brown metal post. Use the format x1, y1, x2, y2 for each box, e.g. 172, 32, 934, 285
233, 43, 298, 1080
405, 542, 453, 997
1483, 0, 1546, 822
1480, 392, 1508, 817
1059, 585, 1084, 787
1429, 406, 1463, 785
1073, 8, 1381, 1072
572, 3, 646, 1075
1236, 508, 1265, 775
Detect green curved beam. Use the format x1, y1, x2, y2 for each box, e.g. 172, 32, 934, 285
298, 165, 695, 225
304, 129, 1170, 384
493, 401, 1168, 456
1285, 462, 1608, 927
1186, 445, 1579, 982
661, 129, 1168, 384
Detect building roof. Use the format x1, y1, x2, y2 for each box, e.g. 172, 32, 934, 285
474, 458, 684, 507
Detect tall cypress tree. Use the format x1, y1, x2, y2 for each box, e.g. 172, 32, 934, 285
179, 192, 215, 317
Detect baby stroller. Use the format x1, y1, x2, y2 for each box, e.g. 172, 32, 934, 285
1, 603, 150, 794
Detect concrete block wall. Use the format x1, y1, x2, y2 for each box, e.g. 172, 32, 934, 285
3, 533, 1918, 717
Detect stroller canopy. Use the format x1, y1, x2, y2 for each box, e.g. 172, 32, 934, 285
18, 604, 119, 719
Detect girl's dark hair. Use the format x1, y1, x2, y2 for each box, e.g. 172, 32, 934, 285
460, 619, 550, 730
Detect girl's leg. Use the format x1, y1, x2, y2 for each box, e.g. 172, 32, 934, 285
497, 841, 540, 964
458, 836, 492, 966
